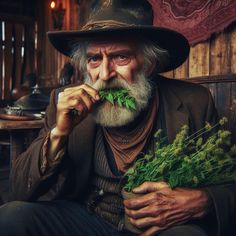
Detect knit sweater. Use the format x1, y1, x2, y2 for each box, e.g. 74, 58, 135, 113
85, 127, 125, 231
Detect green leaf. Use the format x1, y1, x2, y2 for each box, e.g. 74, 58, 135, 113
107, 93, 114, 104
117, 97, 123, 107
123, 117, 236, 192
99, 88, 136, 110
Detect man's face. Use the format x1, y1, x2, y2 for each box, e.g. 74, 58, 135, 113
84, 40, 152, 127
86, 41, 143, 84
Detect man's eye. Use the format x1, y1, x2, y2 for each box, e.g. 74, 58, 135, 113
113, 54, 131, 65
117, 55, 128, 60
88, 56, 99, 63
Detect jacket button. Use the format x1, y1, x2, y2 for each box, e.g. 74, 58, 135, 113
118, 219, 125, 231
27, 177, 32, 189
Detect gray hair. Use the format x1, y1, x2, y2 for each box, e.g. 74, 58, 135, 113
70, 40, 169, 76
141, 41, 169, 74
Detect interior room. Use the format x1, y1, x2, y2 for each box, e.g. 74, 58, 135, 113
0, 1, 235, 234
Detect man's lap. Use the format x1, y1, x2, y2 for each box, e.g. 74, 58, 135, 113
0, 200, 209, 236
0, 200, 124, 236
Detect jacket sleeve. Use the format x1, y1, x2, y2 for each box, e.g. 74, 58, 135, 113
204, 89, 236, 236
9, 89, 73, 201
206, 184, 236, 236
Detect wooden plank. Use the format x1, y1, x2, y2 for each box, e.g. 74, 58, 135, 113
210, 32, 230, 75
232, 81, 236, 104
13, 24, 23, 89
28, 23, 35, 74
174, 58, 189, 79
215, 82, 231, 117
4, 22, 13, 100
71, 0, 80, 30
187, 73, 236, 84
65, 0, 70, 30
0, 14, 34, 24
189, 42, 210, 78
0, 119, 43, 130
228, 82, 236, 144
35, 0, 45, 77
0, 21, 3, 100
24, 25, 31, 77
21, 22, 35, 84
207, 83, 217, 102
230, 25, 236, 73
161, 70, 174, 79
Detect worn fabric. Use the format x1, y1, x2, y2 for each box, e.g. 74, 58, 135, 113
7, 76, 236, 235
86, 127, 124, 228
0, 200, 213, 236
0, 200, 134, 236
149, 0, 236, 45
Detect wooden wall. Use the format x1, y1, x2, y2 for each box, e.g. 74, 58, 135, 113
0, 0, 37, 103
162, 23, 236, 117
37, 0, 80, 88
163, 23, 236, 79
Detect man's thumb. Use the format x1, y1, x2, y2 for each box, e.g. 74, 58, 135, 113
132, 181, 168, 194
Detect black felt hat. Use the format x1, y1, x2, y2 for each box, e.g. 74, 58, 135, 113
48, 0, 190, 72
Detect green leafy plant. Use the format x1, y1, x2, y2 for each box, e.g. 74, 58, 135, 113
124, 117, 236, 192
99, 88, 136, 110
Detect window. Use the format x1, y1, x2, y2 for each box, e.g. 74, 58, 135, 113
0, 15, 37, 102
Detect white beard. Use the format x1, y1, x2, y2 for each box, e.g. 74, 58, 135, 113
84, 73, 152, 127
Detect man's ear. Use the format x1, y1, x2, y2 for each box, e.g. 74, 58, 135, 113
146, 60, 157, 76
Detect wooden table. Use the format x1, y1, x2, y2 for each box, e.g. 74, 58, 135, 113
0, 119, 44, 162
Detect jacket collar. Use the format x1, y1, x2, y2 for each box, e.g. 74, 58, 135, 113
157, 78, 189, 143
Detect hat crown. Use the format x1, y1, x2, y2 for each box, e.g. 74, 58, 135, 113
87, 0, 153, 26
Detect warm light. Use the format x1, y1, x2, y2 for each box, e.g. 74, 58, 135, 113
50, 1, 65, 30
50, 1, 56, 9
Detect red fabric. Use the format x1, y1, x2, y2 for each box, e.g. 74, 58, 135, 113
149, 0, 236, 45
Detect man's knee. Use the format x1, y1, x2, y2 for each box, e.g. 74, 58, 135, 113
159, 224, 208, 236
0, 201, 37, 234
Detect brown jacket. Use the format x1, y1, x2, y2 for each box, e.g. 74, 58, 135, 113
9, 76, 236, 235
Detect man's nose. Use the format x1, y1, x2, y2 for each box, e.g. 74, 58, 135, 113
99, 58, 116, 81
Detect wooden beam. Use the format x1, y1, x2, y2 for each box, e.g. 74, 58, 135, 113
0, 14, 34, 24
0, 21, 2, 100
178, 73, 236, 84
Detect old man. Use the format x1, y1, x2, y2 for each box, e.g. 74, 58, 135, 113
0, 0, 235, 236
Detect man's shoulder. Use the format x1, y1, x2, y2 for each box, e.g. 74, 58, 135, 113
156, 75, 211, 103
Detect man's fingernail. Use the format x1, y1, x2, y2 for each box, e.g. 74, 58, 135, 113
95, 95, 100, 100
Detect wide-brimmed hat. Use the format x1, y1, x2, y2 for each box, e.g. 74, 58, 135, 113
48, 0, 190, 73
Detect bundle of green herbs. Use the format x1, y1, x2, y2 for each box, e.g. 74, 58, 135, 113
99, 88, 136, 110
124, 117, 236, 192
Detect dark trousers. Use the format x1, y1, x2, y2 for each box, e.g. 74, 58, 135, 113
0, 200, 209, 236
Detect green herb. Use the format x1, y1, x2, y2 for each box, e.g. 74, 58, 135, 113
99, 88, 136, 110
124, 117, 236, 192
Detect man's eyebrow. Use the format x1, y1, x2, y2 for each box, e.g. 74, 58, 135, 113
109, 49, 135, 56
86, 52, 102, 58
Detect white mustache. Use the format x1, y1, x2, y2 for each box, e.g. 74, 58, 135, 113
85, 76, 131, 92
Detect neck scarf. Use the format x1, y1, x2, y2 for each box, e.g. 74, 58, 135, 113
102, 90, 159, 172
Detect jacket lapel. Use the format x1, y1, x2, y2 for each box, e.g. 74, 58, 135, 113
159, 83, 189, 143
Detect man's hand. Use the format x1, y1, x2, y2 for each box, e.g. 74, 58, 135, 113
47, 84, 100, 159
55, 84, 100, 136
123, 181, 212, 236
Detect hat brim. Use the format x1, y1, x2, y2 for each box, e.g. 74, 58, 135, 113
47, 26, 189, 73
